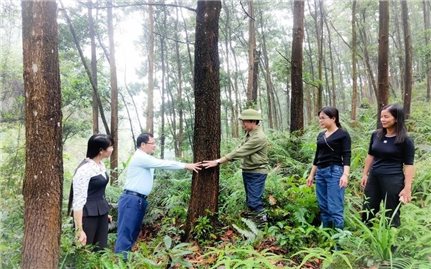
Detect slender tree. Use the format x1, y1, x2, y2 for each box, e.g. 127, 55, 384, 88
184, 0, 221, 240
423, 0, 430, 101
146, 2, 155, 133
246, 0, 258, 107
21, 0, 63, 267
290, 0, 305, 133
351, 0, 358, 121
88, 0, 99, 134
401, 0, 412, 118
107, 0, 118, 184
377, 0, 390, 123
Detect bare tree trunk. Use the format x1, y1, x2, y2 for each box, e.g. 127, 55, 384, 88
393, 1, 404, 97
401, 0, 412, 119
246, 0, 257, 107
377, 0, 390, 124
174, 4, 184, 158
311, 0, 323, 110
120, 92, 136, 147
88, 0, 99, 134
222, 0, 237, 138
21, 1, 63, 267
108, 0, 118, 184
160, 6, 167, 159
290, 0, 305, 133
184, 0, 221, 241
351, 0, 358, 121
423, 0, 431, 102
146, 3, 154, 133
324, 10, 336, 108
359, 22, 377, 102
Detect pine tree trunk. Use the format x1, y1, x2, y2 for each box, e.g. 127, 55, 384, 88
21, 1, 63, 268
88, 0, 99, 134
351, 1, 358, 121
290, 0, 305, 133
146, 3, 154, 133
184, 0, 221, 241
401, 0, 412, 119
246, 0, 257, 107
423, 0, 431, 102
108, 0, 118, 184
377, 0, 390, 125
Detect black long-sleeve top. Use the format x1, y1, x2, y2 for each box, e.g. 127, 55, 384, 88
313, 128, 351, 168
368, 131, 414, 175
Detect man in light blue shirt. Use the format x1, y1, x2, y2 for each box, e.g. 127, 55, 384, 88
114, 133, 200, 256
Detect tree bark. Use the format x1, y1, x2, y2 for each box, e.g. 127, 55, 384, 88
174, 3, 184, 158
290, 0, 305, 133
246, 0, 258, 107
88, 0, 99, 134
377, 0, 390, 123
401, 0, 412, 119
21, 1, 63, 268
146, 2, 155, 133
423, 0, 431, 102
108, 0, 118, 184
184, 0, 221, 241
351, 0, 358, 121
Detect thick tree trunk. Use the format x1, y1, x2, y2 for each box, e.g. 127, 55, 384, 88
88, 0, 99, 134
377, 0, 390, 123
146, 3, 154, 133
184, 0, 221, 241
21, 1, 63, 268
401, 0, 412, 119
108, 0, 118, 184
290, 0, 305, 133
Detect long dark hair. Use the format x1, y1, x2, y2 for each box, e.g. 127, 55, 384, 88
318, 106, 341, 128
377, 104, 407, 144
67, 134, 113, 216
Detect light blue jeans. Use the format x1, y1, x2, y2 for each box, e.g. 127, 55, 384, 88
315, 165, 345, 229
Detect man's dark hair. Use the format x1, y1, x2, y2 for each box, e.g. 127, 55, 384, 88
136, 133, 154, 148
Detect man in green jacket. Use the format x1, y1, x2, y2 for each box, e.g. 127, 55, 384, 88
203, 109, 269, 223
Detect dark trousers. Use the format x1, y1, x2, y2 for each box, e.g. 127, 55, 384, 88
83, 213, 109, 251
115, 193, 148, 258
362, 171, 404, 227
242, 172, 267, 212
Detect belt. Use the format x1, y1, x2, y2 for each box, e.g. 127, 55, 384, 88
124, 190, 147, 199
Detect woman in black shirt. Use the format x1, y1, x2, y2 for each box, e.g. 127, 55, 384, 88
307, 107, 351, 229
361, 104, 415, 227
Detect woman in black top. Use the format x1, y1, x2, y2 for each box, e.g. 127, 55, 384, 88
68, 134, 113, 250
361, 104, 415, 227
307, 107, 351, 229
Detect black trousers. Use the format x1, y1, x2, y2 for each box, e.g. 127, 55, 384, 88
83, 213, 109, 251
362, 171, 404, 227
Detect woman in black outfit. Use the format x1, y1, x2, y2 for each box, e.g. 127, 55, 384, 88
68, 134, 113, 250
307, 107, 351, 230
361, 104, 415, 227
